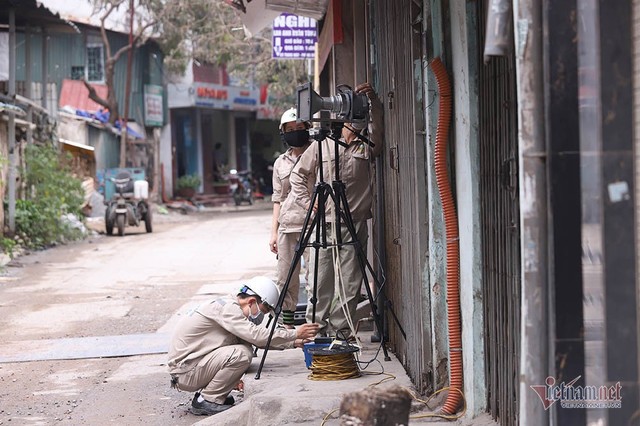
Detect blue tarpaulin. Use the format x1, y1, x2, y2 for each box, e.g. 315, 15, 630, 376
75, 108, 143, 139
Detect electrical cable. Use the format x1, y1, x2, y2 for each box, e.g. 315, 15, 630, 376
407, 386, 467, 421
321, 408, 340, 426
308, 352, 361, 381
354, 339, 385, 370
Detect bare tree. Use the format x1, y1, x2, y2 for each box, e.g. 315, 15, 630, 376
85, 0, 310, 138
159, 0, 309, 111
84, 0, 159, 126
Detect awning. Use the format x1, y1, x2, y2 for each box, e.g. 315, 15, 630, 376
59, 138, 95, 152
265, 0, 329, 20
233, 0, 329, 36
59, 79, 108, 114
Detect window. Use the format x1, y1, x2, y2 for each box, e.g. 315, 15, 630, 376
86, 43, 104, 82
71, 66, 85, 80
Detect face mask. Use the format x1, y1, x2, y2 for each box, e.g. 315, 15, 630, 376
248, 302, 265, 325
351, 121, 367, 131
283, 129, 309, 147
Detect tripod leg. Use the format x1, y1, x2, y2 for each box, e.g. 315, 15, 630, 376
346, 223, 392, 361
335, 205, 405, 342
330, 185, 398, 361
310, 220, 321, 324
255, 189, 322, 380
255, 182, 331, 380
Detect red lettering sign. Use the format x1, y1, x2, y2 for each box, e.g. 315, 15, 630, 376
196, 87, 228, 100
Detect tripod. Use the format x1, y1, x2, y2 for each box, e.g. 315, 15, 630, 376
255, 121, 406, 379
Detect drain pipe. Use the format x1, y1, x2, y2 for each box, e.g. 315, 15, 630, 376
429, 57, 463, 415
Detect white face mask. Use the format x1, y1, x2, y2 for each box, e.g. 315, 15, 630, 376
248, 302, 265, 325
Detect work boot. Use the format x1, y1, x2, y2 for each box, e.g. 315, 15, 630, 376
193, 392, 235, 406
190, 393, 233, 416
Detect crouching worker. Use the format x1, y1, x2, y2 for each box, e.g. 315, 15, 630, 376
168, 276, 320, 416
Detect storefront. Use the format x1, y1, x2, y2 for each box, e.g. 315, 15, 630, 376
168, 74, 280, 196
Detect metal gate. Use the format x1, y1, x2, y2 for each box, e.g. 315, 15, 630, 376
371, 0, 431, 392
476, 0, 521, 425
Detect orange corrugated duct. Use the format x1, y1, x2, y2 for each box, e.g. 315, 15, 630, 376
429, 57, 463, 415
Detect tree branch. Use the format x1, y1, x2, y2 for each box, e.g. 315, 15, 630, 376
112, 19, 157, 62
82, 80, 111, 111
99, 2, 118, 60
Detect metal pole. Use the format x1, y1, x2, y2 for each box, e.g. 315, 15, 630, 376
120, 0, 135, 168
41, 28, 48, 112
25, 26, 32, 145
513, 0, 549, 424
7, 8, 16, 234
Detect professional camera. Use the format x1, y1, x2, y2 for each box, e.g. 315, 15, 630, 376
296, 82, 369, 124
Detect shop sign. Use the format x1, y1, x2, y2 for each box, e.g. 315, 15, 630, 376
272, 13, 317, 59
193, 83, 259, 110
144, 84, 164, 126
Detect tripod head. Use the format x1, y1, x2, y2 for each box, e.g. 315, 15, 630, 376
310, 120, 347, 147
310, 120, 376, 149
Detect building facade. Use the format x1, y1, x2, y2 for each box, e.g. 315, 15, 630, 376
246, 0, 640, 425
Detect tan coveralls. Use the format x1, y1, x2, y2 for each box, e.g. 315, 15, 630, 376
167, 297, 296, 404
272, 147, 313, 314
288, 97, 384, 335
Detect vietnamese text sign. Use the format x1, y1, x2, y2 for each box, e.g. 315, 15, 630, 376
192, 83, 259, 110
144, 84, 164, 127
272, 13, 317, 59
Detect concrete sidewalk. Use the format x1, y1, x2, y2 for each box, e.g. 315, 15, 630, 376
192, 329, 494, 426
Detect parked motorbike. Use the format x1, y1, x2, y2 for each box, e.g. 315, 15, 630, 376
228, 169, 254, 206
104, 171, 153, 236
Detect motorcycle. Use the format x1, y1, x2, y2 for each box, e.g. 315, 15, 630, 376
228, 169, 254, 206
104, 171, 153, 236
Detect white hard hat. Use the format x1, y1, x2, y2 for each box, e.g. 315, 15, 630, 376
242, 276, 280, 309
280, 108, 298, 130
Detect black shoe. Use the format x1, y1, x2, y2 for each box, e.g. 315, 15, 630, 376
192, 392, 234, 406
190, 394, 233, 416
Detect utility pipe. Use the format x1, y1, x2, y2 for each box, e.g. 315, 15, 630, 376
513, 0, 549, 424
483, 0, 513, 61
429, 57, 463, 415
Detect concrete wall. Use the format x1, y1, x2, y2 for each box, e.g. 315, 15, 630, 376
449, 0, 486, 416
426, 0, 450, 393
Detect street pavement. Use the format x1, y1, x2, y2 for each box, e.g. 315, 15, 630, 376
0, 200, 495, 425
163, 203, 495, 425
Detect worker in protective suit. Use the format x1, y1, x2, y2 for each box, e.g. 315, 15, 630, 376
168, 276, 320, 416
270, 107, 313, 328
289, 82, 384, 339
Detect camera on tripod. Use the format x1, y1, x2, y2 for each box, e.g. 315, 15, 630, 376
296, 82, 369, 130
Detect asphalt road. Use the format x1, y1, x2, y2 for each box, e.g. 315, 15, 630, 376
0, 203, 277, 425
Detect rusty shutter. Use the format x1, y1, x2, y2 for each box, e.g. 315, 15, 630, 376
371, 0, 431, 392
476, 0, 521, 424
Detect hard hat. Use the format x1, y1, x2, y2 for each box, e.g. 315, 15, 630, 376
280, 108, 298, 131
241, 276, 280, 309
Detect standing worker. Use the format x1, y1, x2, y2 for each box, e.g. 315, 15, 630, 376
269, 108, 313, 328
288, 82, 384, 339
168, 276, 319, 416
